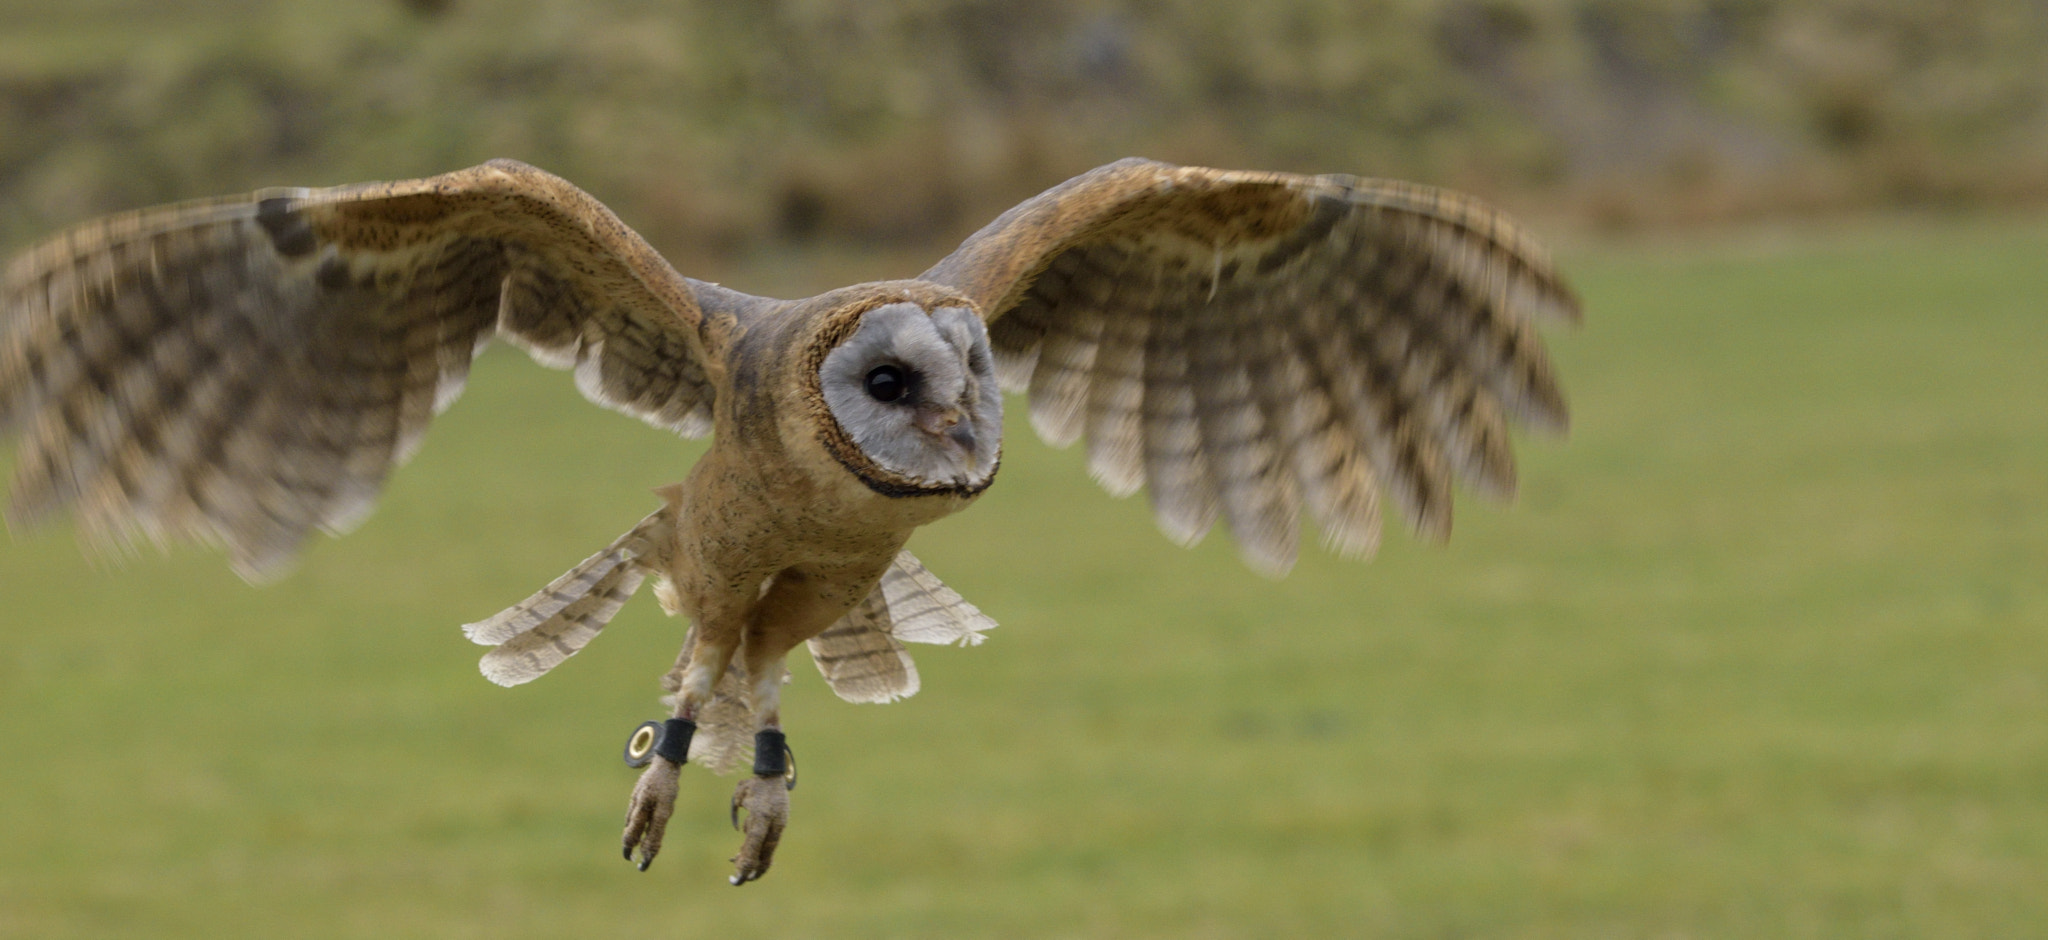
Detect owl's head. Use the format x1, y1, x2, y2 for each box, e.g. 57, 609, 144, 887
818, 302, 1002, 493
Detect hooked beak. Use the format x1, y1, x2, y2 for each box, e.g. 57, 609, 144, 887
913, 404, 977, 462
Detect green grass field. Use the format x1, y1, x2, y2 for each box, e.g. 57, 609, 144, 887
2, 216, 2045, 937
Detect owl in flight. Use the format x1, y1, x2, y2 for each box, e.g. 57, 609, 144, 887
0, 157, 1577, 884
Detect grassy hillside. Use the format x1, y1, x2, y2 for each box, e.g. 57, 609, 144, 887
2, 214, 2044, 936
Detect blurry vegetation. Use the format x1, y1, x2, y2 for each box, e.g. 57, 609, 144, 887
2, 0, 2047, 261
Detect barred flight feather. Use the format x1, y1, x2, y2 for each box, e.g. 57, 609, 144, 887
1139, 304, 1221, 547
1081, 298, 1149, 497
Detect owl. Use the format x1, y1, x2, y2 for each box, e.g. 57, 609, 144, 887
0, 157, 1578, 884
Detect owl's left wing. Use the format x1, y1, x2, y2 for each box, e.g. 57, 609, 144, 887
1, 159, 739, 579
921, 158, 1579, 574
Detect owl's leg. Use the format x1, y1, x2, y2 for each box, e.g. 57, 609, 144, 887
622, 619, 745, 871
727, 657, 794, 885
724, 564, 877, 885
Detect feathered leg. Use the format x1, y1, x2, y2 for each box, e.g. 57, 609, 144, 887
621, 623, 740, 870
728, 561, 892, 884
720, 565, 860, 885
727, 659, 793, 885
622, 553, 890, 880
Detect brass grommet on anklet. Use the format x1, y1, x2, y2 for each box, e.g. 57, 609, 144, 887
623, 721, 662, 767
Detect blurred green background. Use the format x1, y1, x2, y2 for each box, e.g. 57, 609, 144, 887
3, 1, 2046, 937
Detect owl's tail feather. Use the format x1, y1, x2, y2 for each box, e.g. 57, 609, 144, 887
806, 592, 921, 704
463, 489, 679, 687
804, 550, 999, 704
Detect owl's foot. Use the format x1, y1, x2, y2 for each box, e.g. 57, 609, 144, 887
621, 758, 681, 871
621, 717, 697, 870
727, 773, 789, 885
727, 729, 794, 885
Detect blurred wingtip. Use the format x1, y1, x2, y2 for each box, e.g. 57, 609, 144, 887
478, 655, 531, 688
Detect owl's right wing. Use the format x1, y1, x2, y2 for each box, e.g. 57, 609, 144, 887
922, 158, 1580, 574
1, 159, 741, 579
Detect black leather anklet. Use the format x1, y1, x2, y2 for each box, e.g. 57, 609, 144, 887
656, 717, 697, 765
753, 729, 789, 781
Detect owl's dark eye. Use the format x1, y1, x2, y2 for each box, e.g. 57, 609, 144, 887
864, 365, 907, 403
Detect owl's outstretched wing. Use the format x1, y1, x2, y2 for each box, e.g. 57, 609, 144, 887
922, 158, 1580, 575
1, 159, 736, 579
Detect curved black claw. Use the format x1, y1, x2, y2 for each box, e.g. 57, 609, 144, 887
621, 758, 681, 871
727, 774, 790, 886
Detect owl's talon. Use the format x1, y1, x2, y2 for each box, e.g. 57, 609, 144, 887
620, 757, 681, 871
727, 774, 790, 885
